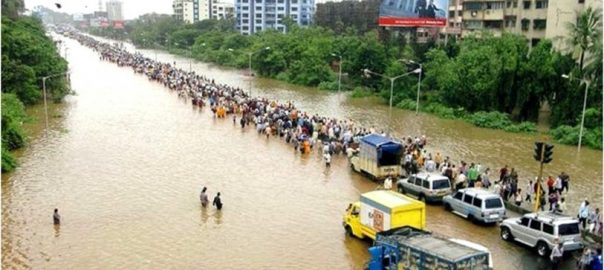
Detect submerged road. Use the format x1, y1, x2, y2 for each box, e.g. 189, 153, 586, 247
1, 34, 594, 269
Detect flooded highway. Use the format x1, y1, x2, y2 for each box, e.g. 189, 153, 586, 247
1, 35, 599, 269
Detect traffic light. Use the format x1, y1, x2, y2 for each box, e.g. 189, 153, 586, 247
543, 144, 554, 163
533, 142, 544, 162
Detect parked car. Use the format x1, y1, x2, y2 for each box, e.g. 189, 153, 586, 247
442, 188, 506, 224
500, 211, 583, 257
396, 172, 452, 203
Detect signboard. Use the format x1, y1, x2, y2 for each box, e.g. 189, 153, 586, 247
100, 18, 110, 28
360, 202, 392, 232
379, 0, 448, 27
113, 20, 124, 29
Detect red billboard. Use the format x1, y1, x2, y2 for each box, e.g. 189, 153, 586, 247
379, 0, 448, 27
113, 20, 124, 29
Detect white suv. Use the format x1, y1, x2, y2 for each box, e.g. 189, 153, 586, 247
442, 188, 506, 224
500, 212, 583, 257
396, 173, 452, 202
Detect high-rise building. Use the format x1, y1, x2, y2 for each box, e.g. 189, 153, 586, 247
212, 1, 235, 20
183, 1, 196, 23
460, 0, 601, 47
173, 0, 185, 21
106, 0, 123, 21
235, 0, 315, 35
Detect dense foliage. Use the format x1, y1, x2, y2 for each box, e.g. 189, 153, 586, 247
88, 8, 602, 148
1, 4, 69, 172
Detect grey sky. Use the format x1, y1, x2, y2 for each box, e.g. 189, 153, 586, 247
25, 0, 173, 20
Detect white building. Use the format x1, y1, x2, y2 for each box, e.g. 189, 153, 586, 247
235, 0, 315, 35
212, 1, 235, 19
183, 1, 196, 23
106, 0, 123, 21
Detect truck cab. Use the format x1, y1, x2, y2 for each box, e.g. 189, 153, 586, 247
349, 134, 403, 180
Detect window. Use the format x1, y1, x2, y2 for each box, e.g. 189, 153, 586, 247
449, 22, 455, 27
242, 6, 249, 10
449, 11, 455, 17
530, 220, 542, 230
523, 1, 530, 9
578, 0, 584, 3
485, 198, 503, 209
558, 223, 580, 236
513, 1, 518, 7
292, 7, 298, 11
535, 0, 548, 8
256, 0, 262, 2
521, 18, 530, 31
464, 20, 483, 29
256, 13, 262, 18
506, 18, 517, 27
454, 192, 463, 200
506, 1, 512, 8
543, 223, 554, 235
242, 26, 249, 30
278, 0, 284, 2
414, 177, 422, 186
458, 10, 462, 16
463, 195, 474, 204
531, 38, 541, 47
486, 2, 504, 9
432, 180, 450, 190
242, 13, 249, 17
422, 180, 430, 189
292, 0, 298, 3
464, 2, 482, 10
256, 19, 262, 23
242, 19, 249, 23
256, 6, 262, 10
256, 26, 262, 31
533, 19, 546, 29
278, 6, 284, 10
473, 198, 483, 208
520, 217, 530, 226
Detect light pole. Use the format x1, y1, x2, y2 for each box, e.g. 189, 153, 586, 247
363, 68, 422, 136
562, 74, 591, 152
400, 59, 423, 115
331, 53, 343, 93
228, 47, 270, 97
41, 72, 71, 134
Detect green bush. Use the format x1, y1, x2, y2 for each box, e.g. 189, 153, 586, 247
585, 127, 603, 149
503, 122, 537, 133
350, 87, 373, 98
550, 125, 603, 149
1, 147, 17, 173
424, 102, 456, 119
395, 99, 416, 110
467, 111, 513, 129
318, 81, 339, 91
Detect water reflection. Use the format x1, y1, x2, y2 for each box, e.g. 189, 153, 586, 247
53, 224, 60, 238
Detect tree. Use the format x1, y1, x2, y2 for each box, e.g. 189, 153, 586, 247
565, 7, 602, 72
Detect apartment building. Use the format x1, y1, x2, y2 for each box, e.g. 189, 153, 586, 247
183, 1, 196, 23
105, 0, 123, 21
460, 0, 601, 47
212, 1, 235, 19
235, 0, 315, 35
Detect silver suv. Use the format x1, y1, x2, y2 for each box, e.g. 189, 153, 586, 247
396, 172, 452, 202
500, 212, 583, 257
442, 188, 506, 224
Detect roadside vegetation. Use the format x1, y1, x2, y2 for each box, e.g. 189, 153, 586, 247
84, 8, 602, 149
1, 0, 70, 172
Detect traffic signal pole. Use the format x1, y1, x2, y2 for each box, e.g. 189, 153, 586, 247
534, 145, 545, 213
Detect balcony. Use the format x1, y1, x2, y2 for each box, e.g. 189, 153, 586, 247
483, 8, 504, 20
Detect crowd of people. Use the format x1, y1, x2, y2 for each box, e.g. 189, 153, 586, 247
67, 32, 602, 238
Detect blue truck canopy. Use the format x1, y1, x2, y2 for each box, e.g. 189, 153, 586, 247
361, 135, 403, 161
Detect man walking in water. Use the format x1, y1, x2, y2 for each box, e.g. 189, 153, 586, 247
213, 192, 223, 210
200, 187, 209, 207
53, 208, 61, 225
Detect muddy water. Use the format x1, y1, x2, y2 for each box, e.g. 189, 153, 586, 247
2, 35, 599, 269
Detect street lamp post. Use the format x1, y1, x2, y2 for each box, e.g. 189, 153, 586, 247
228, 47, 270, 97
41, 72, 70, 134
562, 74, 590, 152
400, 59, 423, 115
363, 68, 422, 136
331, 53, 343, 93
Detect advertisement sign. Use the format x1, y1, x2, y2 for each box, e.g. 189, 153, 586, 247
360, 202, 392, 232
113, 20, 124, 29
100, 18, 110, 28
378, 0, 448, 27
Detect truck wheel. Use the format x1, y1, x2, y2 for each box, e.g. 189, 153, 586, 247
500, 227, 513, 241
418, 194, 425, 202
536, 241, 549, 257
345, 226, 353, 237
398, 186, 406, 194
468, 214, 476, 223
444, 203, 452, 211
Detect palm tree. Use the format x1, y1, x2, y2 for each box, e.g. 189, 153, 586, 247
565, 7, 602, 73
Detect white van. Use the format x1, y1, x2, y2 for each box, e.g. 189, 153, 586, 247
442, 188, 506, 224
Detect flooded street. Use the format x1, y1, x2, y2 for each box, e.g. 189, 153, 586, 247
2, 35, 600, 269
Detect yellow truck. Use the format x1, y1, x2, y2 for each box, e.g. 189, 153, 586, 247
343, 190, 426, 240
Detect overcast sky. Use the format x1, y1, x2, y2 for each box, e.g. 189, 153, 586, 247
25, 0, 173, 20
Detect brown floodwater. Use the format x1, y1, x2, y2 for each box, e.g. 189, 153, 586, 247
2, 35, 600, 269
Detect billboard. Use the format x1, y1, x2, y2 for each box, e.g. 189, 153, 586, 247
378, 0, 448, 27
112, 20, 124, 29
